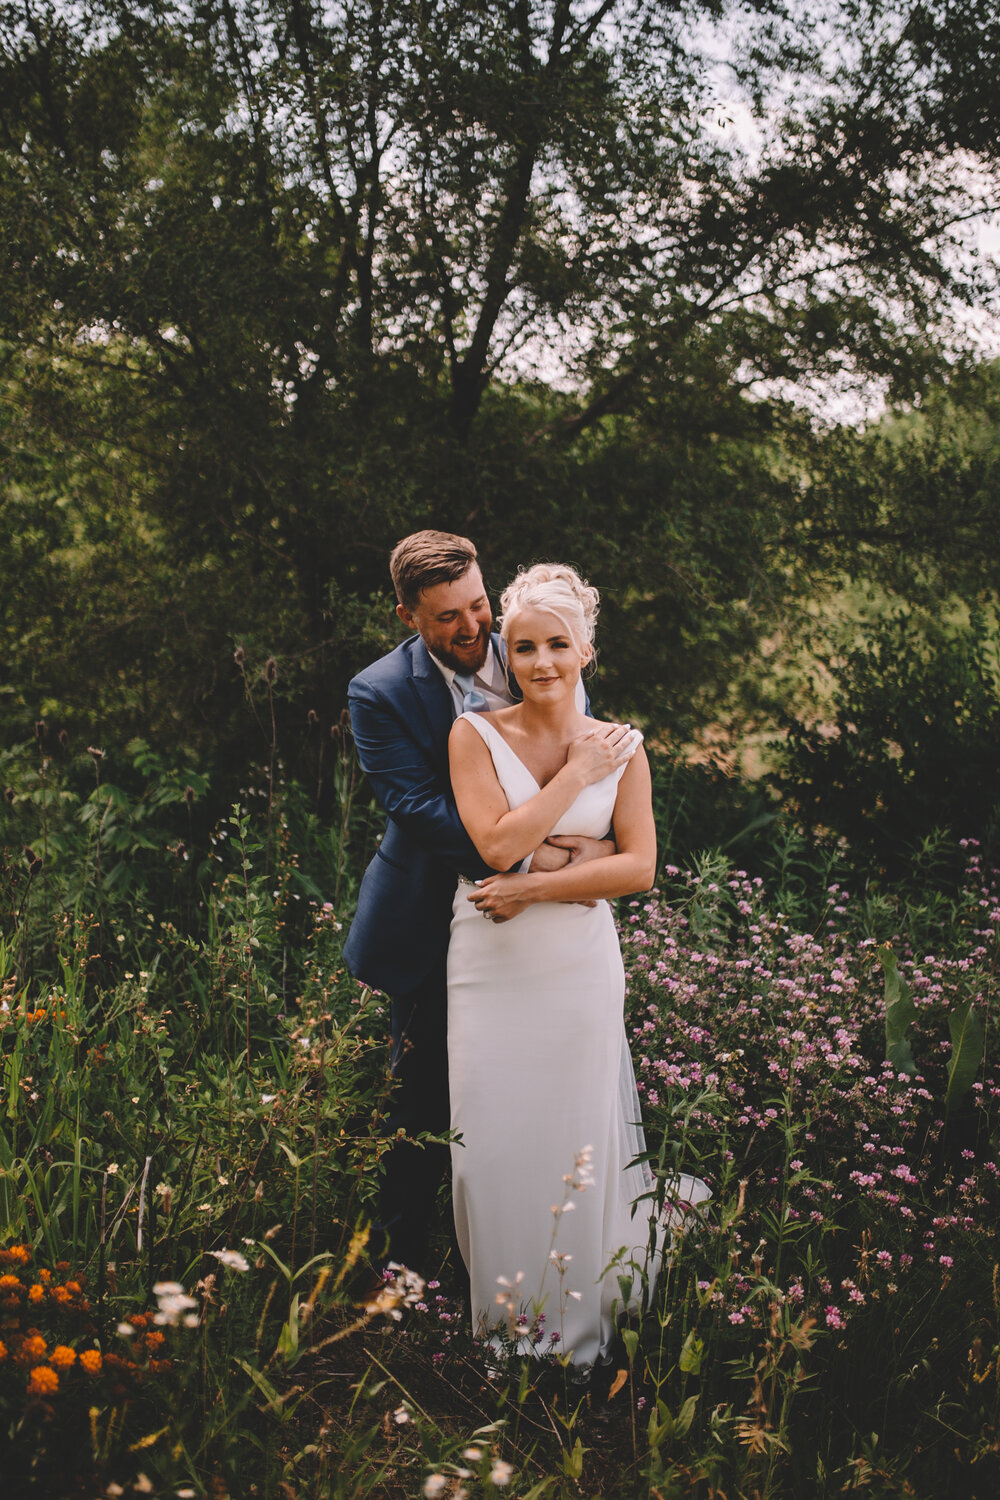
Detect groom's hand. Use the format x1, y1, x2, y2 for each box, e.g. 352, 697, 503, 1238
544, 834, 617, 907
530, 840, 572, 873
546, 835, 616, 865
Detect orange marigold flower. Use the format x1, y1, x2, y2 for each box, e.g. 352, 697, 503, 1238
143, 1331, 165, 1351
55, 1260, 70, 1272
0, 1275, 21, 1290
130, 1313, 148, 1329
79, 1349, 102, 1375
51, 1285, 70, 1303
8, 1247, 30, 1265
27, 1365, 59, 1396
22, 1334, 47, 1364
27, 1284, 44, 1303
65, 1280, 82, 1295
38, 1268, 51, 1284
50, 1344, 76, 1369
0, 1339, 7, 1360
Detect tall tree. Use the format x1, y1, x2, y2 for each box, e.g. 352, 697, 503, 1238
1, 1, 998, 754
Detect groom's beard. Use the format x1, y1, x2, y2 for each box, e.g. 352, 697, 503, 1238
434, 623, 491, 675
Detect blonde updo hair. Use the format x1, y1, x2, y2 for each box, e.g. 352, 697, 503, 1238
499, 563, 600, 657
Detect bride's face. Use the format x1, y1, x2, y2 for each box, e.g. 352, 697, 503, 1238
504, 607, 590, 701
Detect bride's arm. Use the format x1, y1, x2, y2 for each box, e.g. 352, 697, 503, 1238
467, 747, 656, 918
448, 716, 633, 871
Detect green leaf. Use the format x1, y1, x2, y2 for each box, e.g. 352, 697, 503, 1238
879, 946, 917, 1078
945, 1000, 985, 1113
679, 1329, 703, 1375
621, 1326, 639, 1365
560, 1436, 585, 1481
674, 1394, 699, 1438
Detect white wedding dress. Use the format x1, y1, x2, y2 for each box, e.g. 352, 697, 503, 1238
448, 712, 708, 1368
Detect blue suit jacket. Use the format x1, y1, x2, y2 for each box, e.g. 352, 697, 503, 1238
343, 633, 511, 995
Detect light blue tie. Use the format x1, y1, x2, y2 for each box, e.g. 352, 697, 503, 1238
454, 671, 488, 712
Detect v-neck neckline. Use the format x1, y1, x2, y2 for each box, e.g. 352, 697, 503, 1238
468, 713, 548, 790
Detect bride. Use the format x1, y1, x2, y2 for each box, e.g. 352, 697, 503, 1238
447, 563, 704, 1369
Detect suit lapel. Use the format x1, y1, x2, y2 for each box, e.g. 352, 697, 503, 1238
407, 637, 455, 768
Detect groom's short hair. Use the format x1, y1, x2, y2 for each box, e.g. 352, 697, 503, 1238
390, 530, 479, 611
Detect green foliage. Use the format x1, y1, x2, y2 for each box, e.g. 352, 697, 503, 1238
3, 729, 1000, 1494
776, 606, 1000, 877
880, 946, 918, 1080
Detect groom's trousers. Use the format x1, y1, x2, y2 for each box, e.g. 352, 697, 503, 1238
377, 956, 452, 1273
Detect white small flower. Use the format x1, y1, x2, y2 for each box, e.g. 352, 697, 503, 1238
117, 1322, 135, 1337
423, 1478, 447, 1499
209, 1249, 250, 1272
106, 1163, 119, 1176
490, 1459, 514, 1486
153, 1281, 184, 1297
462, 1446, 482, 1461
392, 1404, 410, 1425
261, 1093, 276, 1104
217, 1175, 229, 1187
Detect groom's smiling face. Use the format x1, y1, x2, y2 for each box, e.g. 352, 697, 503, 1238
397, 563, 492, 674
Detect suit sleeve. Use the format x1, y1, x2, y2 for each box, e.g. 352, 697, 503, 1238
348, 676, 489, 872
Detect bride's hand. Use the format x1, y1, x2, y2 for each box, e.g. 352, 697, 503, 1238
565, 722, 634, 786
468, 873, 534, 924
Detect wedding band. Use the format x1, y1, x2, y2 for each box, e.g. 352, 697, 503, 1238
482, 909, 494, 922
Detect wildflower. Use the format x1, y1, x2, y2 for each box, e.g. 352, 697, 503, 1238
0, 1340, 7, 1361
50, 1345, 77, 1369
27, 1284, 44, 1303
462, 1446, 483, 1461
22, 1334, 47, 1363
106, 1163, 120, 1176
423, 1478, 447, 1499
490, 1459, 514, 1486
392, 1405, 410, 1424
79, 1349, 103, 1374
28, 1365, 59, 1396
208, 1249, 250, 1272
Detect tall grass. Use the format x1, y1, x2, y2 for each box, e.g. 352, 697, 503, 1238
1, 726, 998, 1497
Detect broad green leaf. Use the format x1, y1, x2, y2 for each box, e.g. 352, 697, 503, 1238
945, 1000, 985, 1113
679, 1328, 703, 1375
674, 1394, 699, 1438
879, 946, 917, 1078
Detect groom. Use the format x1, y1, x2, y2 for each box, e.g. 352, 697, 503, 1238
344, 530, 608, 1273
